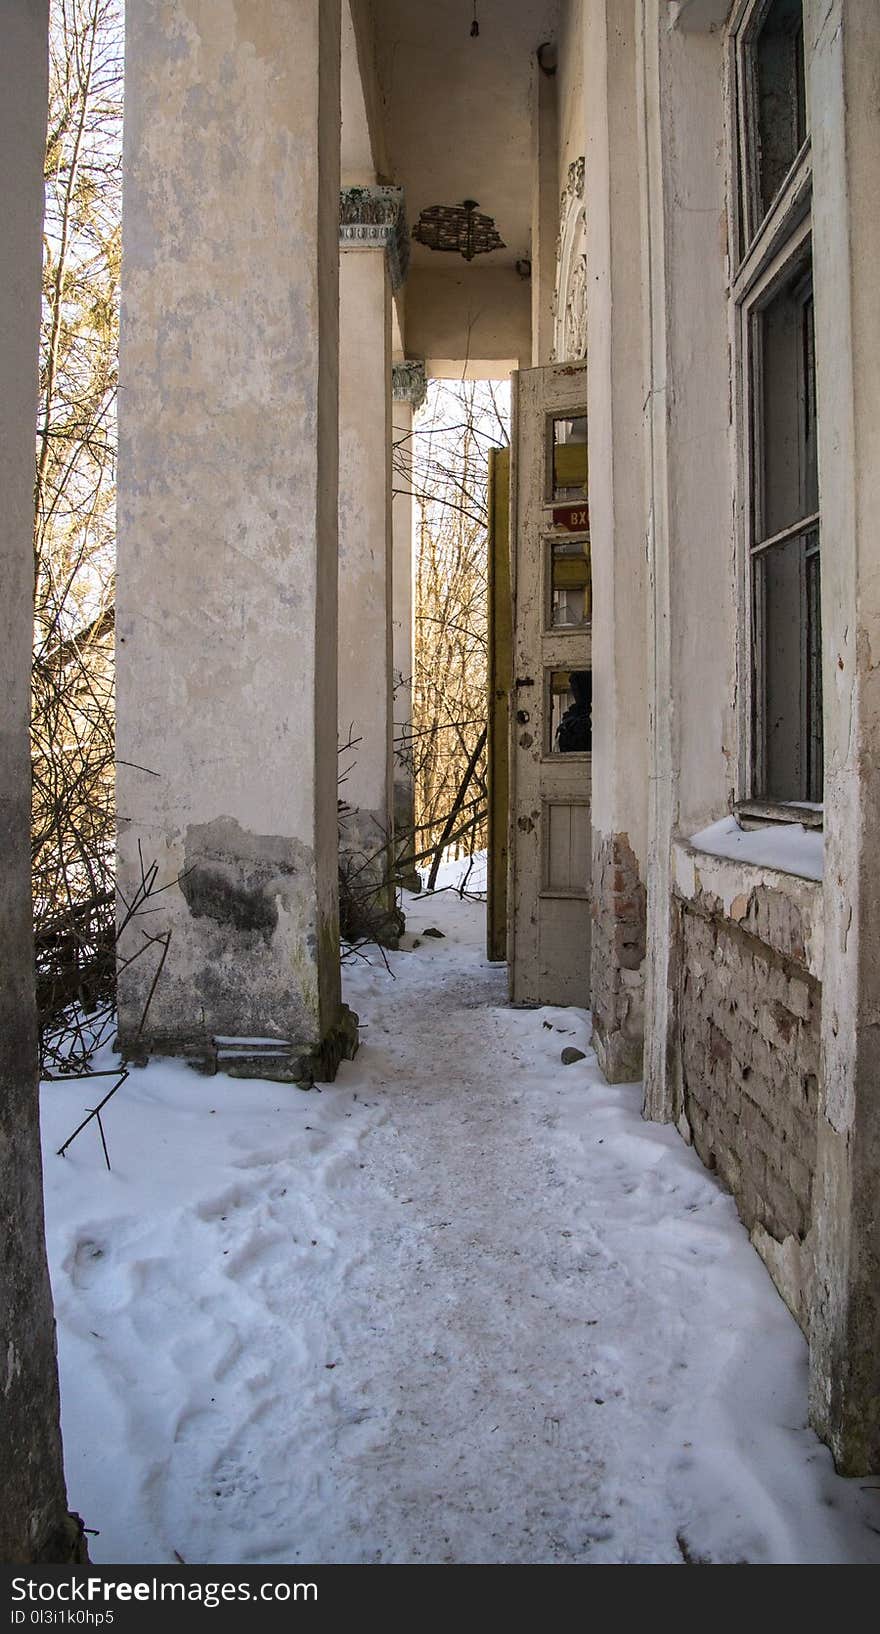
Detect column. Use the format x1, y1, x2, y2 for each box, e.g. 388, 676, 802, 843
639, 2, 733, 1122
585, 0, 650, 1083
530, 45, 559, 366
337, 186, 407, 941
0, 0, 80, 1562
807, 0, 880, 1474
391, 360, 426, 890
116, 0, 356, 1084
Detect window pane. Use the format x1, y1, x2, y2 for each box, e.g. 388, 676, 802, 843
549, 537, 591, 628
754, 527, 821, 801
750, 0, 807, 224
805, 529, 823, 801
757, 261, 816, 539
550, 415, 587, 502
548, 668, 592, 755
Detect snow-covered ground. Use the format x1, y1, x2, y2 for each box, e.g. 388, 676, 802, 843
40, 859, 880, 1565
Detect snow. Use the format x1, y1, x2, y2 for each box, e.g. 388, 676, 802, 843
689, 814, 824, 882
40, 859, 878, 1565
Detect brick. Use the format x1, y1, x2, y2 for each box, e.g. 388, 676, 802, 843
677, 899, 820, 1267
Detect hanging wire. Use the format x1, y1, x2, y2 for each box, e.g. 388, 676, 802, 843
471, 2, 479, 38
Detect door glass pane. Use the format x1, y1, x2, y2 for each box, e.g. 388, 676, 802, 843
549, 415, 587, 502
547, 668, 592, 754
548, 537, 591, 628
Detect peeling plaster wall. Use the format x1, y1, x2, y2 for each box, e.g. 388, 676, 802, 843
116, 0, 343, 1056
0, 0, 79, 1563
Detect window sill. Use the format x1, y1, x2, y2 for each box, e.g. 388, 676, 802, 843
734, 799, 823, 832
688, 814, 823, 882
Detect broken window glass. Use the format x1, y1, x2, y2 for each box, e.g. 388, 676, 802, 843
547, 668, 592, 755
548, 536, 591, 629
548, 414, 587, 503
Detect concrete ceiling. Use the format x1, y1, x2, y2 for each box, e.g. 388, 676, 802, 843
373, 0, 560, 271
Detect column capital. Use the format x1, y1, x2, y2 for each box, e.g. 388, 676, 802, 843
339, 185, 409, 291
391, 359, 427, 411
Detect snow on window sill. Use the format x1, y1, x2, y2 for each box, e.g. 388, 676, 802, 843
688, 814, 823, 883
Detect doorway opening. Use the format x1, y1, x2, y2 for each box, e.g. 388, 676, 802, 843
399, 376, 510, 920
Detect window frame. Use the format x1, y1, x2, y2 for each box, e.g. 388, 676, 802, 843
728, 0, 821, 820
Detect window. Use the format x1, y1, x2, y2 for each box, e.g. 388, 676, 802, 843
739, 0, 807, 242
547, 414, 587, 503
547, 536, 591, 630
547, 668, 592, 756
732, 0, 820, 809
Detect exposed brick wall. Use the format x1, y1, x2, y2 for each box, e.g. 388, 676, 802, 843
676, 892, 820, 1303
591, 830, 646, 1082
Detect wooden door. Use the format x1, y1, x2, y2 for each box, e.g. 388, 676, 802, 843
508, 363, 591, 1006
487, 446, 512, 961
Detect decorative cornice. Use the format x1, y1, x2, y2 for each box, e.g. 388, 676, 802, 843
391, 360, 427, 411
339, 185, 409, 291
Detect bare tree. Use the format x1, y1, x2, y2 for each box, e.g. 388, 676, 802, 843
399, 379, 509, 877
32, 0, 123, 1040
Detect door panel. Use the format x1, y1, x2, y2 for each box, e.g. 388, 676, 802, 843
509, 363, 591, 1007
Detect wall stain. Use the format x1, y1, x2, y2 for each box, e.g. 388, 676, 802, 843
181, 866, 277, 939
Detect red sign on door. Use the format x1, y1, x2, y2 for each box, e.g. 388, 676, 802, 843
552, 503, 590, 532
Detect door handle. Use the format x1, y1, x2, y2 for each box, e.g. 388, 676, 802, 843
515, 676, 535, 688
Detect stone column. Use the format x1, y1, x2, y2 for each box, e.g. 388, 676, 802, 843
0, 0, 82, 1562
584, 0, 650, 1083
391, 360, 426, 890
116, 0, 356, 1084
337, 186, 407, 941
807, 0, 880, 1474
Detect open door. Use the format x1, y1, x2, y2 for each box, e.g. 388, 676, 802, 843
487, 446, 512, 961
508, 362, 591, 1006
